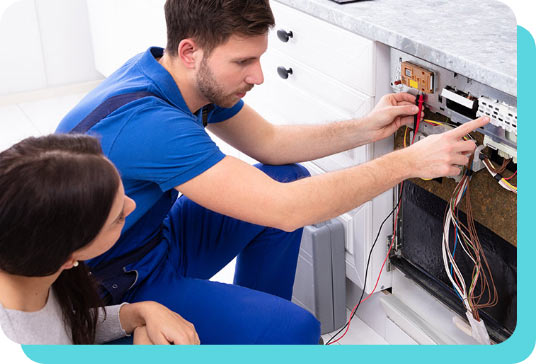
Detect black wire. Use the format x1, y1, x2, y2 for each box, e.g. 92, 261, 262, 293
326, 183, 404, 345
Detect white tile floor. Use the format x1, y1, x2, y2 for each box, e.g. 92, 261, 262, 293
322, 310, 388, 345
0, 83, 385, 345
0, 90, 89, 151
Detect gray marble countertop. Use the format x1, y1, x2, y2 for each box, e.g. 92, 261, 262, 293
275, 0, 517, 96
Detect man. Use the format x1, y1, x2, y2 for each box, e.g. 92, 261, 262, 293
57, 0, 488, 344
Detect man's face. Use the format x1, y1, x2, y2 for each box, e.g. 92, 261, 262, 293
195, 34, 268, 108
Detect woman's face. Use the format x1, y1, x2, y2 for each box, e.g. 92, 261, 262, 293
72, 182, 136, 262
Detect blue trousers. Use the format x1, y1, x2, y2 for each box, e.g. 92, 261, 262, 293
123, 164, 320, 344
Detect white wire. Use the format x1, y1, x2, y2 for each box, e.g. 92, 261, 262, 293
442, 177, 472, 313
483, 159, 517, 194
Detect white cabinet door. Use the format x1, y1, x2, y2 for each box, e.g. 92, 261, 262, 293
270, 1, 376, 96
0, 0, 47, 95
86, 0, 166, 77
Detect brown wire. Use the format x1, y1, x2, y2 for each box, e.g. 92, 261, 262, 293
484, 157, 511, 175
449, 154, 498, 321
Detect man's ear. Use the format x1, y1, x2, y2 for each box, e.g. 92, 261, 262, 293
178, 38, 203, 69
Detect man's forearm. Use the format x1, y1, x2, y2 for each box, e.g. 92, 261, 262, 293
278, 148, 411, 231
180, 117, 487, 233
259, 117, 372, 165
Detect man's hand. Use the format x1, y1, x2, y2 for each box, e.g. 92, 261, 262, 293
363, 92, 422, 142
120, 301, 200, 345
403, 116, 490, 179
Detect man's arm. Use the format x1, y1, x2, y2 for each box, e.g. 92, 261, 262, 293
207, 93, 421, 165
180, 117, 488, 232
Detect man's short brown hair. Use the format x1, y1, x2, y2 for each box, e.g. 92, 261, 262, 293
164, 0, 275, 57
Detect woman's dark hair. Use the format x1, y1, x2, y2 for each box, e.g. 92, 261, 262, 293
164, 0, 275, 57
0, 134, 121, 344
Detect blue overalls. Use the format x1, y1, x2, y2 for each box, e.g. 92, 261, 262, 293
57, 48, 320, 344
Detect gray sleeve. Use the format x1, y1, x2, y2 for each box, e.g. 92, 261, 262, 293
94, 303, 129, 344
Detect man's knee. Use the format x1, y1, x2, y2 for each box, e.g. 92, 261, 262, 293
289, 307, 321, 344
254, 163, 311, 183
261, 301, 320, 344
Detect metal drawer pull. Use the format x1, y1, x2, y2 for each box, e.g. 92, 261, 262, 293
277, 66, 293, 79
277, 29, 293, 42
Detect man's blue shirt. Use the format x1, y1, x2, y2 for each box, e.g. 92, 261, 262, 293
56, 47, 243, 269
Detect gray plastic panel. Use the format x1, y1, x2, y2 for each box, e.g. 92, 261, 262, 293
292, 219, 346, 334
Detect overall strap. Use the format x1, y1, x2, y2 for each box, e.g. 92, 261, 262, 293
69, 91, 212, 133
69, 91, 157, 134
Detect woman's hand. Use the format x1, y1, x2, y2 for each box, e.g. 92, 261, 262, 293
120, 301, 200, 345
133, 326, 152, 345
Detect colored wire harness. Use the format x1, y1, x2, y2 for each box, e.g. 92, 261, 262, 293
481, 157, 517, 194
328, 102, 504, 345
441, 155, 498, 344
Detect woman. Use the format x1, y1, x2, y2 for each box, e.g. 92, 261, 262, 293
0, 134, 199, 345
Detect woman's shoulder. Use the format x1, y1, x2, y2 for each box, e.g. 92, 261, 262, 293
0, 290, 72, 345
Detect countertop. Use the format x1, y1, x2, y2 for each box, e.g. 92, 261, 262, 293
275, 0, 517, 96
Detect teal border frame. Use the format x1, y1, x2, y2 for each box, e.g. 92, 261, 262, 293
20, 26, 535, 364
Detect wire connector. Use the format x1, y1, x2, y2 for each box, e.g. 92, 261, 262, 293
466, 312, 491, 345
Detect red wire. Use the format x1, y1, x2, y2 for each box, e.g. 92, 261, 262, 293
411, 94, 424, 145
327, 182, 404, 345
327, 95, 424, 345
504, 170, 517, 181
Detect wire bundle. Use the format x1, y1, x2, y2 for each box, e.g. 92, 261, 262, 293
441, 156, 498, 344
326, 93, 428, 345
327, 110, 507, 344
481, 157, 517, 194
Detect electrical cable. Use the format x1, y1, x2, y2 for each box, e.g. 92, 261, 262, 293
441, 153, 499, 344
325, 184, 403, 345
327, 97, 425, 344
504, 170, 517, 181
327, 99, 502, 344
481, 157, 517, 194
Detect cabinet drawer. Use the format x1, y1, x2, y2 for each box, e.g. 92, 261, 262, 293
262, 48, 374, 118
246, 72, 347, 124
312, 144, 371, 173
270, 1, 375, 96
246, 69, 372, 170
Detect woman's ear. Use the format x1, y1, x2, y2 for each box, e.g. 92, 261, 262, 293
59, 254, 79, 271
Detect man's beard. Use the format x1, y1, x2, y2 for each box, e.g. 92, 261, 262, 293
196, 57, 252, 108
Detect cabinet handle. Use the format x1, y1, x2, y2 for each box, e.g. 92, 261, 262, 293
277, 67, 293, 80
277, 29, 293, 42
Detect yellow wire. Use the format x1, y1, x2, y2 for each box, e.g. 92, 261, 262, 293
424, 119, 470, 141
502, 179, 517, 191
423, 119, 444, 126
